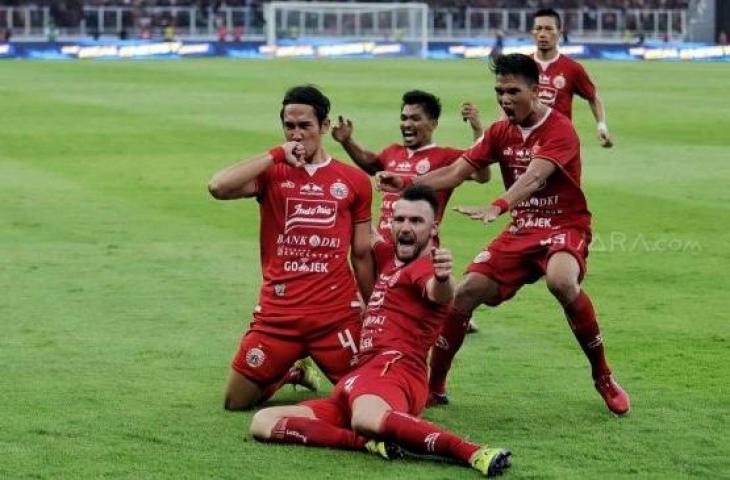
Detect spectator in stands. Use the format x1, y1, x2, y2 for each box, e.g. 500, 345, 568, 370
718, 31, 728, 45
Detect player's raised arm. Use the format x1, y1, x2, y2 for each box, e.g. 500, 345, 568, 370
426, 248, 455, 305
208, 142, 305, 200
350, 221, 375, 302
331, 115, 382, 175
460, 102, 484, 140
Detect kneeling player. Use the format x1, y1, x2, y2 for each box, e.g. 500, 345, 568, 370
249, 185, 511, 477
208, 85, 374, 410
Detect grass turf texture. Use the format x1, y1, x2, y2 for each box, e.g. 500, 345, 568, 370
1, 58, 728, 479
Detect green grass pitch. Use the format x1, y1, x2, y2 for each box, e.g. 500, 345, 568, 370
1, 58, 728, 479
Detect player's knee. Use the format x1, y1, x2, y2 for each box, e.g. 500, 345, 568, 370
546, 276, 579, 305
455, 276, 498, 310
350, 411, 383, 437
224, 392, 256, 412
249, 409, 276, 440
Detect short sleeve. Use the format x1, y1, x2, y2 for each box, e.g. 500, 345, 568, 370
351, 171, 373, 224
462, 123, 502, 169
375, 144, 399, 171
533, 123, 579, 168
405, 256, 435, 299
573, 63, 596, 101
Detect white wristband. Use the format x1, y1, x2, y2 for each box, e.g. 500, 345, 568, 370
597, 121, 609, 133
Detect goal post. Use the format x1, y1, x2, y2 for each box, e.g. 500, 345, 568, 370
263, 1, 429, 58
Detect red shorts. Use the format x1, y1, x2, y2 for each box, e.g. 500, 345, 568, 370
230, 308, 361, 386
300, 351, 427, 427
466, 228, 591, 306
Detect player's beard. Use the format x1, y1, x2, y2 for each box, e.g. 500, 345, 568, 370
395, 234, 425, 262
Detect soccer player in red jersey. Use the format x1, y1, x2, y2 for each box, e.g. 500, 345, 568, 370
331, 90, 489, 243
532, 8, 613, 148
377, 54, 630, 415
208, 85, 374, 411
332, 90, 488, 335
249, 185, 511, 477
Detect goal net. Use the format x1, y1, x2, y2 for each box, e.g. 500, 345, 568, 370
263, 1, 429, 58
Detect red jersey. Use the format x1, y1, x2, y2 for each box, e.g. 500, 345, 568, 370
533, 53, 596, 120
358, 241, 449, 372
463, 109, 591, 237
375, 144, 462, 241
254, 157, 372, 315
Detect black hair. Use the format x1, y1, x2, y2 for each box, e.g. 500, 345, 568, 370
400, 184, 439, 215
280, 85, 330, 125
489, 53, 539, 86
533, 8, 562, 30
401, 90, 441, 120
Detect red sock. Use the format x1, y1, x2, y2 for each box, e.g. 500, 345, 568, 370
564, 290, 611, 379
271, 417, 367, 450
380, 411, 480, 464
259, 366, 302, 403
429, 309, 471, 394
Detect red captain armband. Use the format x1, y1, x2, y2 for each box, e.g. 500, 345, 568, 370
268, 146, 287, 164
490, 198, 509, 215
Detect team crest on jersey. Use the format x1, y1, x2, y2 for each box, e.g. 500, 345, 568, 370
245, 347, 266, 368
284, 198, 338, 233
552, 74, 566, 89
274, 283, 286, 297
415, 159, 431, 175
474, 251, 491, 263
280, 180, 295, 189
330, 182, 349, 200
300, 182, 324, 196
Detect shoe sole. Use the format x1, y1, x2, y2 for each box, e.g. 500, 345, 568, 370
487, 449, 512, 477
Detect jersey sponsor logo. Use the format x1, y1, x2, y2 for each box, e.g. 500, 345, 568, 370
284, 198, 338, 233
538, 86, 557, 106
539, 73, 551, 85
540, 233, 567, 246
359, 336, 373, 350
515, 216, 553, 229
515, 195, 560, 209
394, 161, 412, 172
415, 158, 431, 174
330, 181, 349, 200
276, 233, 341, 249
515, 148, 532, 163
367, 288, 386, 309
279, 180, 295, 189
552, 74, 566, 89
363, 314, 386, 328
245, 347, 266, 368
283, 260, 330, 273
299, 182, 324, 196
474, 250, 491, 263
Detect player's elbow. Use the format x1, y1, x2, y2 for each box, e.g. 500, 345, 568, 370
207, 178, 228, 199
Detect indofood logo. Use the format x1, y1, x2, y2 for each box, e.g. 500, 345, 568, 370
284, 199, 338, 233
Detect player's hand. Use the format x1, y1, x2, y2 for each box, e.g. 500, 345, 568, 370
597, 123, 613, 148
331, 115, 353, 143
432, 247, 453, 281
283, 141, 306, 167
461, 102, 483, 134
453, 205, 501, 225
375, 171, 405, 193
